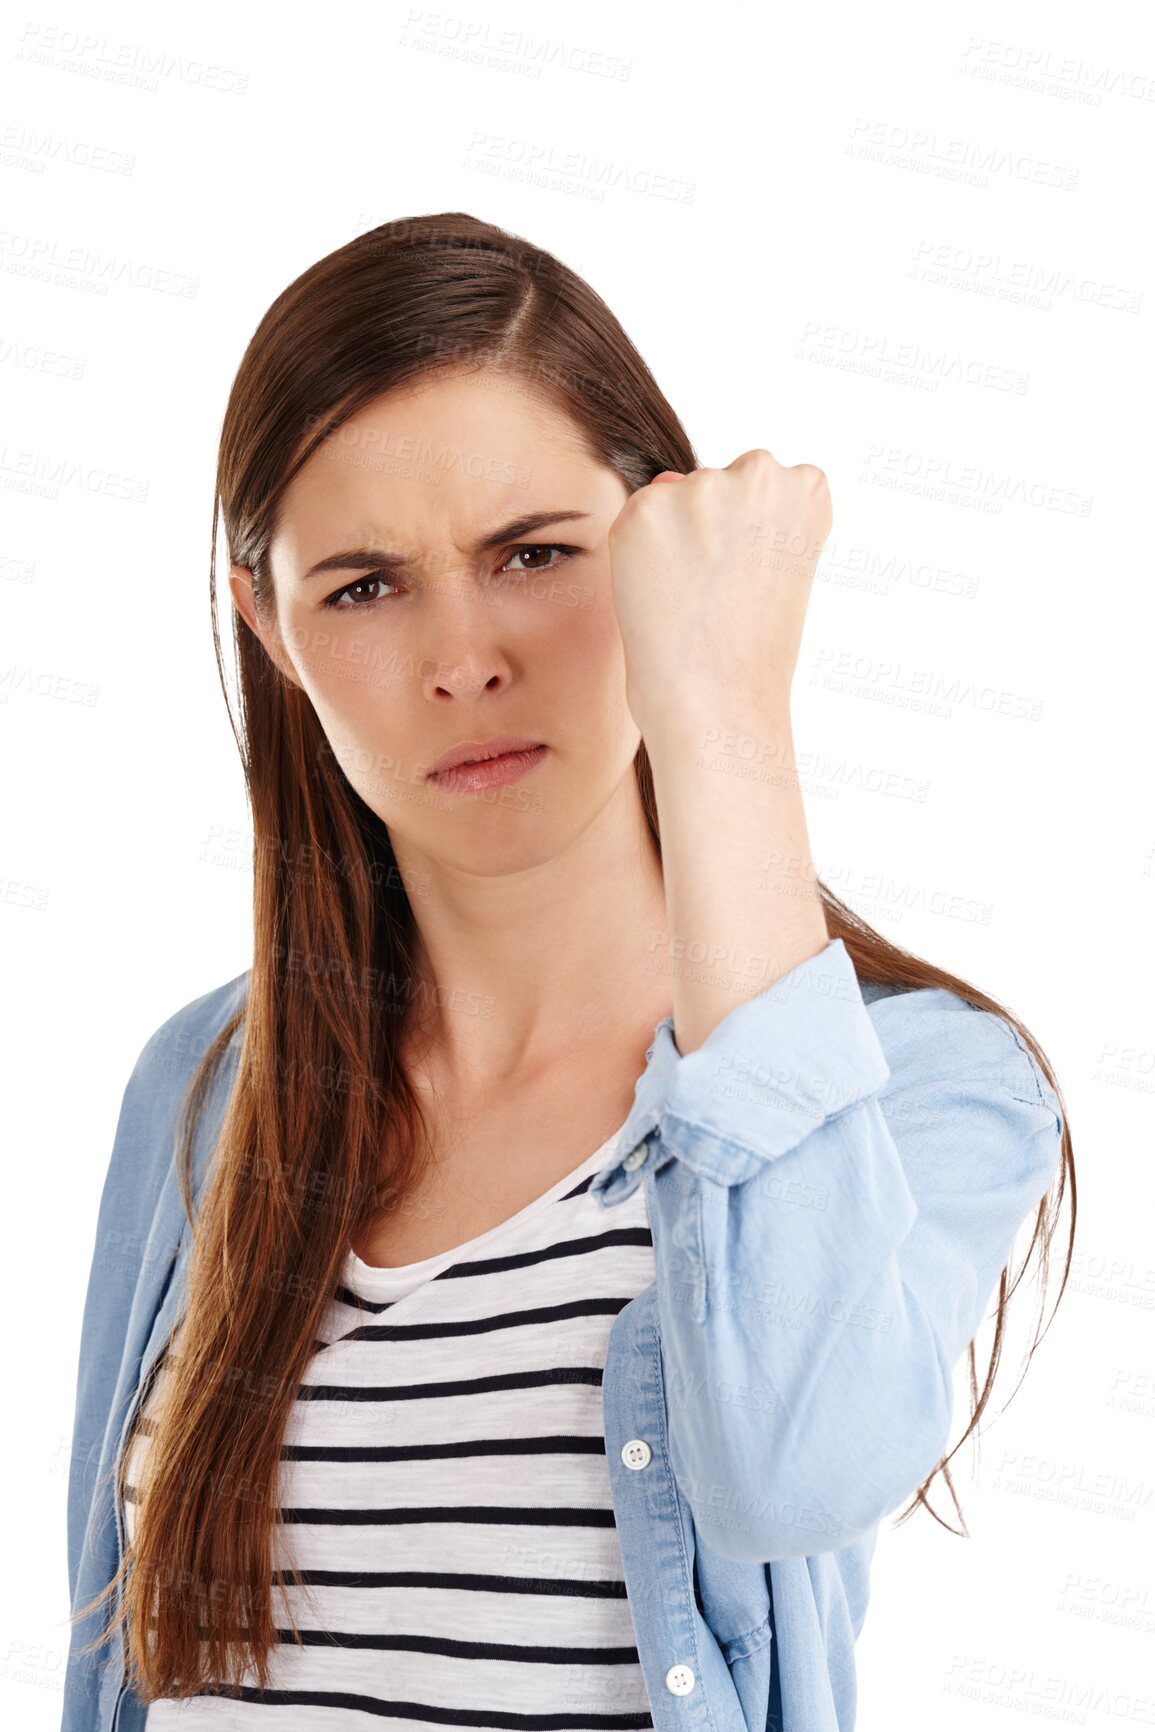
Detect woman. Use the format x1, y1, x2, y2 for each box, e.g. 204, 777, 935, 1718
63, 212, 1075, 1732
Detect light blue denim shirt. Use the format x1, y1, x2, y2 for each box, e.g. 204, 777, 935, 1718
62, 937, 1064, 1731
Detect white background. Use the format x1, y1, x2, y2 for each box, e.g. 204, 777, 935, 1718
4, 0, 1152, 1726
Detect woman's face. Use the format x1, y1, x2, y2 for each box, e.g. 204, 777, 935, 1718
230, 368, 639, 874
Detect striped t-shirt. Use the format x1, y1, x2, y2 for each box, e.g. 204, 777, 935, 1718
127, 1126, 657, 1730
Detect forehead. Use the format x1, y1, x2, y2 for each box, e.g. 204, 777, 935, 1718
271, 370, 607, 572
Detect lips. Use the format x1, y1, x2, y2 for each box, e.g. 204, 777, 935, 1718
427, 745, 548, 795
426, 735, 544, 778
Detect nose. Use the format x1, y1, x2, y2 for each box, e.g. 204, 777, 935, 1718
425, 660, 508, 703
414, 552, 524, 703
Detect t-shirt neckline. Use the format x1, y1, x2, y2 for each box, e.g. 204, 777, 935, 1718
341, 1122, 626, 1297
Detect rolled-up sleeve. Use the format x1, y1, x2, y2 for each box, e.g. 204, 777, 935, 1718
590, 937, 1065, 1563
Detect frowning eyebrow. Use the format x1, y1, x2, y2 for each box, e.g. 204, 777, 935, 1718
299, 510, 593, 582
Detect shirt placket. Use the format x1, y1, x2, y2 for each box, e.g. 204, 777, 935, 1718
602, 1279, 747, 1730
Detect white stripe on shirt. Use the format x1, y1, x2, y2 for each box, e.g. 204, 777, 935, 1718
127, 1129, 657, 1730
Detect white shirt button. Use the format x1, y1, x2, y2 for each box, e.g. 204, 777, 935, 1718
622, 1144, 648, 1172
621, 1439, 652, 1470
665, 1663, 696, 1696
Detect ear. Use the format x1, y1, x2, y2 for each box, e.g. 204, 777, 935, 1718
229, 563, 260, 636
229, 564, 302, 690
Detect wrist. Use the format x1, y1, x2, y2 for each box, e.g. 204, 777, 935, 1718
638, 700, 795, 768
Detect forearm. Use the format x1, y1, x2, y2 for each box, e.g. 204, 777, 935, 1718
645, 707, 831, 1056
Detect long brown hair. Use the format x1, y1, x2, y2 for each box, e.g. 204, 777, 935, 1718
73, 212, 1076, 1701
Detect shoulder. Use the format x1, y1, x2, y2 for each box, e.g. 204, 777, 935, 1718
111, 969, 251, 1190
86, 969, 252, 1300
130, 968, 251, 1093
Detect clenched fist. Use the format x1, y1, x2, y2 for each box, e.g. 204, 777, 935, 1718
606, 448, 832, 741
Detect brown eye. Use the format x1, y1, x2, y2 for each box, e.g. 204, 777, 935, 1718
322, 573, 397, 611
500, 544, 577, 576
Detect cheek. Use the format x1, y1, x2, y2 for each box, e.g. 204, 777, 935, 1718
275, 618, 416, 794
282, 607, 406, 708
277, 601, 333, 688
555, 568, 623, 662
279, 605, 354, 687
551, 624, 635, 748
579, 602, 631, 701
315, 711, 425, 815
